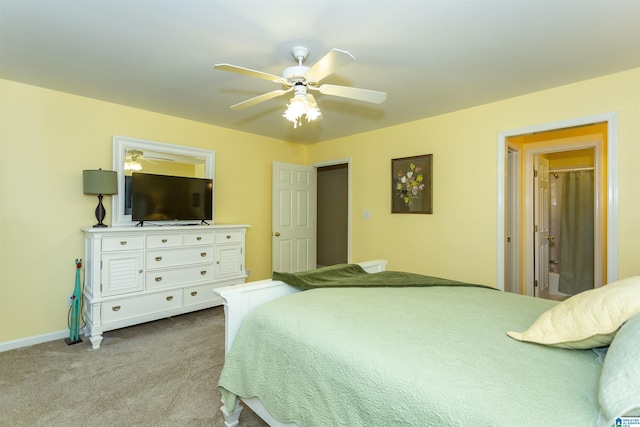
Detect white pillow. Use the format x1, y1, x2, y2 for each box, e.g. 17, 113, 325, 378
507, 276, 640, 349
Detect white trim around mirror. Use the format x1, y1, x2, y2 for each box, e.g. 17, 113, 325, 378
112, 135, 215, 227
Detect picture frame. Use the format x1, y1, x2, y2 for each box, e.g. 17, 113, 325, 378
391, 154, 432, 214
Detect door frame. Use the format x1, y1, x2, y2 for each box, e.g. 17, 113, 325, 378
312, 157, 352, 263
497, 112, 618, 292
506, 146, 521, 294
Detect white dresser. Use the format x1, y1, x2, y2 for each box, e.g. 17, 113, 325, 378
82, 224, 248, 349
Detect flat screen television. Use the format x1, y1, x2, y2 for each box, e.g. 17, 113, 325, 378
131, 173, 213, 223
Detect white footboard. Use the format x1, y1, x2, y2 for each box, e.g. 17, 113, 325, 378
214, 260, 388, 427
214, 260, 388, 355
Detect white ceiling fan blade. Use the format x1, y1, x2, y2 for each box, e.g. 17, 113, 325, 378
318, 84, 387, 104
304, 49, 355, 83
214, 63, 288, 85
230, 88, 292, 110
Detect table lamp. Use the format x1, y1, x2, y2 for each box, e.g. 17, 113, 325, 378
83, 169, 118, 227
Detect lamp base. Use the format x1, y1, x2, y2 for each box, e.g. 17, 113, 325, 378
93, 194, 108, 228
64, 337, 83, 345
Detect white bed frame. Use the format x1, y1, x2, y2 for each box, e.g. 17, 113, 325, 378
213, 260, 388, 427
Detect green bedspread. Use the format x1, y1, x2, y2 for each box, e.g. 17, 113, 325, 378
218, 278, 602, 426
272, 263, 493, 290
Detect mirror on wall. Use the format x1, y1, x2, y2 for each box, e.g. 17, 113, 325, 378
112, 135, 215, 226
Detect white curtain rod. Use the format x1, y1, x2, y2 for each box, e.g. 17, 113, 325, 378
550, 167, 594, 173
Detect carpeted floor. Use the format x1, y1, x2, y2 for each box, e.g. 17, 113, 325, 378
0, 307, 268, 427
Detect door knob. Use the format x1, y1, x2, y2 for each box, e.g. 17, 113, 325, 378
274, 232, 281, 237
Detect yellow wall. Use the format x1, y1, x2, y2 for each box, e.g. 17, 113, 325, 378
0, 79, 305, 343
308, 68, 639, 285
1, 67, 639, 345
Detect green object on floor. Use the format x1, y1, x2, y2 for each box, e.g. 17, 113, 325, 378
65, 259, 83, 345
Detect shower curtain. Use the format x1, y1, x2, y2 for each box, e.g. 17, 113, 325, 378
558, 170, 594, 295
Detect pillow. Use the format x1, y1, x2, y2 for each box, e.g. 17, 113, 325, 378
507, 276, 640, 349
597, 312, 640, 426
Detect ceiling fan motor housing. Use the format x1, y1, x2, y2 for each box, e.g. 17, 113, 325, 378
282, 65, 310, 81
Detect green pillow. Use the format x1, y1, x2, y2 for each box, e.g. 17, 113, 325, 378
597, 312, 640, 426
507, 276, 640, 349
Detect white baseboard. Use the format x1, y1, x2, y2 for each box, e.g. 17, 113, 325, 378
0, 329, 75, 353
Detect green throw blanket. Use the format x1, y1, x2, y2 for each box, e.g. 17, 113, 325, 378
272, 263, 494, 290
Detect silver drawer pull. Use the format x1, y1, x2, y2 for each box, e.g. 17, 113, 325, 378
112, 306, 121, 311
162, 239, 167, 243
166, 296, 173, 301
226, 235, 231, 239
155, 256, 162, 262
191, 291, 198, 296
196, 236, 202, 241
155, 277, 163, 282
120, 241, 127, 246
200, 270, 207, 275
200, 252, 207, 257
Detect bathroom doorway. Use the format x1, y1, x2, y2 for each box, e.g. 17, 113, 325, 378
501, 118, 613, 297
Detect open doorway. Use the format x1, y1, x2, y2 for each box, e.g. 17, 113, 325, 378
317, 163, 349, 267
497, 113, 619, 295
532, 149, 597, 300
509, 126, 604, 299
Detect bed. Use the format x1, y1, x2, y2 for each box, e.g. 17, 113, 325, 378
214, 260, 640, 427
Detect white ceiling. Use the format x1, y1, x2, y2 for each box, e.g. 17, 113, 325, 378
1, 0, 639, 144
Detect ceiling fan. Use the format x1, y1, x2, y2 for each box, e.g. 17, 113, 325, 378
214, 46, 387, 127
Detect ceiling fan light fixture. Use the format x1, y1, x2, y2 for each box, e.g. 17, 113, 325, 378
124, 153, 143, 171
283, 95, 321, 128
124, 161, 142, 171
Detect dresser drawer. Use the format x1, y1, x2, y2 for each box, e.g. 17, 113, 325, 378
146, 234, 182, 248
102, 291, 182, 324
146, 246, 214, 269
184, 232, 214, 246
102, 235, 144, 252
184, 283, 222, 307
216, 230, 242, 244
146, 264, 214, 289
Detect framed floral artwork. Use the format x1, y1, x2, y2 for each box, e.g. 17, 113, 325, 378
391, 154, 432, 214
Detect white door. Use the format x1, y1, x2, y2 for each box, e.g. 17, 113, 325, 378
533, 156, 550, 297
272, 162, 317, 272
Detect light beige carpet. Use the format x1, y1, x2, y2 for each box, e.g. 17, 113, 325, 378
0, 307, 268, 427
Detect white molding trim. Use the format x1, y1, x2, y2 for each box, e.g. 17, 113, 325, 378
497, 112, 619, 293
0, 329, 73, 353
